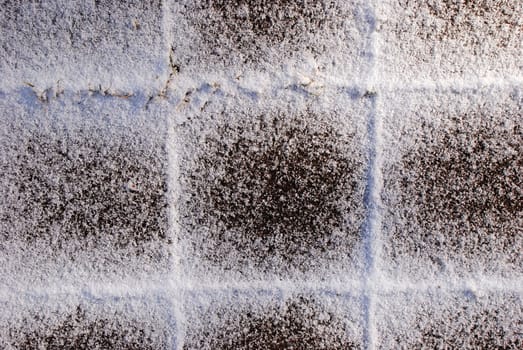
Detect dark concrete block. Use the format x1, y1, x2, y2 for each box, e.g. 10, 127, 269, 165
175, 89, 368, 281
0, 295, 176, 350
380, 88, 522, 278
376, 291, 522, 349
0, 91, 171, 286
182, 290, 362, 350
169, 0, 372, 83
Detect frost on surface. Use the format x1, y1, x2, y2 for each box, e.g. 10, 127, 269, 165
176, 90, 368, 279
183, 291, 362, 350
0, 0, 167, 90
169, 0, 371, 81
0, 0, 521, 346
0, 295, 176, 350
0, 91, 171, 285
376, 291, 522, 349
380, 88, 523, 277
375, 0, 523, 81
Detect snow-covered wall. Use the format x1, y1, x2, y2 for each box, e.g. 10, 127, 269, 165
0, 1, 521, 349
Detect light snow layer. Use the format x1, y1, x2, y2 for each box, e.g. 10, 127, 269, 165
0, 0, 521, 349
0, 0, 169, 93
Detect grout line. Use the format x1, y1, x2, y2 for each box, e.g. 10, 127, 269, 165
362, 95, 380, 350
372, 76, 523, 93
175, 279, 365, 294
373, 277, 523, 295
1, 276, 521, 301
0, 77, 521, 101
160, 2, 185, 349
166, 81, 186, 350
360, 1, 381, 348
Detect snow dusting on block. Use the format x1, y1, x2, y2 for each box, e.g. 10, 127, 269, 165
374, 0, 523, 84
0, 294, 176, 349
168, 0, 373, 86
0, 0, 168, 92
379, 87, 522, 280
182, 290, 362, 350
1, 0, 521, 347
375, 291, 522, 349
0, 91, 172, 288
173, 87, 369, 282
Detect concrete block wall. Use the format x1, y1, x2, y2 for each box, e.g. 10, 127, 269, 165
0, 1, 521, 349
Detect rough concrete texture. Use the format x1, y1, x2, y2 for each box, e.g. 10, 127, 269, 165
0, 91, 171, 288
182, 291, 362, 350
0, 295, 176, 350
376, 291, 522, 349
169, 0, 373, 84
375, 0, 522, 83
380, 88, 522, 279
0, 0, 521, 349
0, 0, 168, 91
174, 89, 368, 281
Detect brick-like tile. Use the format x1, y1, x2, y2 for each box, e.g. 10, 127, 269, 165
182, 290, 362, 350
375, 0, 522, 83
168, 0, 373, 83
379, 88, 522, 279
375, 291, 522, 349
0, 91, 171, 286
174, 88, 369, 281
0, 0, 168, 91
0, 295, 176, 349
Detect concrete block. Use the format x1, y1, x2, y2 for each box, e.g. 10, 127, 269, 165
173, 87, 369, 282
168, 0, 374, 85
379, 87, 522, 279
0, 294, 176, 349
375, 291, 522, 349
0, 90, 172, 287
375, 0, 522, 84
182, 290, 363, 350
0, 0, 168, 91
